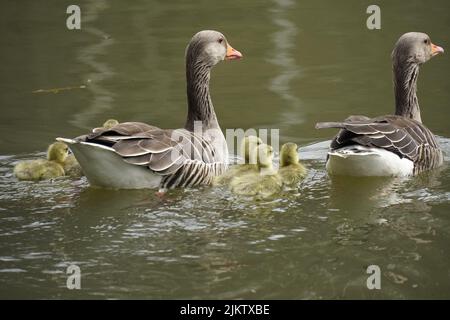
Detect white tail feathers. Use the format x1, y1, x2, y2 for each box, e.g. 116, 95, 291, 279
326, 145, 414, 176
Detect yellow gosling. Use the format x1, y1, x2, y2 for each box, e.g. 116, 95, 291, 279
14, 142, 68, 181
213, 135, 262, 185
278, 143, 307, 186
229, 144, 282, 198
102, 119, 119, 129
64, 119, 119, 177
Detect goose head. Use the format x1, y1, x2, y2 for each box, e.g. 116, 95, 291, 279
392, 32, 444, 122
186, 30, 243, 67
256, 144, 274, 169
280, 143, 299, 167
392, 32, 444, 66
241, 135, 263, 164
47, 142, 69, 163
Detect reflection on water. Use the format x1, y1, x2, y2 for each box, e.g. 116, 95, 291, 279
268, 0, 305, 131
72, 0, 115, 129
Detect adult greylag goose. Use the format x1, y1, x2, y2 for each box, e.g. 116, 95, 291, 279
316, 32, 444, 176
14, 142, 69, 181
58, 30, 242, 190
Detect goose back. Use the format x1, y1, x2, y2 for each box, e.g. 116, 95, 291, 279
317, 115, 443, 174
77, 124, 226, 189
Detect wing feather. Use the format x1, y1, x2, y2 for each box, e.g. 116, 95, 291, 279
76, 122, 224, 188
316, 114, 442, 172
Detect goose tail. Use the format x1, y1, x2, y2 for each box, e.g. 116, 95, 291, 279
315, 122, 345, 129
326, 146, 414, 176
56, 137, 162, 189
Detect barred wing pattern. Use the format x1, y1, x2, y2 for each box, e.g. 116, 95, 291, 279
316, 115, 443, 174
78, 122, 226, 189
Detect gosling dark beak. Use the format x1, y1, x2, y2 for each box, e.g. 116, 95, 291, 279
225, 44, 243, 60
431, 43, 444, 56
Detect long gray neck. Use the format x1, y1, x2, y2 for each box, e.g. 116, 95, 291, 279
393, 61, 421, 122
184, 58, 219, 131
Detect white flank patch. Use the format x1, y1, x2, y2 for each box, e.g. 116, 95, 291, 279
57, 137, 161, 189
326, 145, 414, 177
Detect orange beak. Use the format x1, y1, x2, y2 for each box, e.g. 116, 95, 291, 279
225, 44, 243, 60
431, 43, 444, 56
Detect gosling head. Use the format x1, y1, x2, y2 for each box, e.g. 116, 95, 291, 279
186, 30, 243, 68
102, 119, 119, 129
241, 135, 263, 164
256, 144, 274, 169
392, 32, 444, 67
280, 143, 299, 167
47, 142, 69, 163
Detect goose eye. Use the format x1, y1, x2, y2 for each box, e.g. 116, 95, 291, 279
424, 39, 429, 44
218, 38, 224, 44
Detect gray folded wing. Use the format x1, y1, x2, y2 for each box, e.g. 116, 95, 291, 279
316, 115, 443, 173
78, 122, 225, 188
